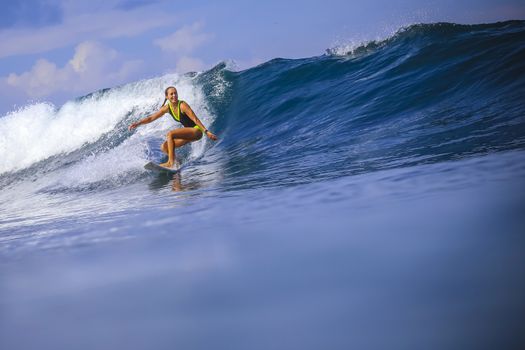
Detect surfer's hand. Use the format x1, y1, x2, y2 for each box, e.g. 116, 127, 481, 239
205, 130, 218, 141
128, 122, 139, 131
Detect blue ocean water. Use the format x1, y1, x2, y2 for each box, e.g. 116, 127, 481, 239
1, 21, 525, 349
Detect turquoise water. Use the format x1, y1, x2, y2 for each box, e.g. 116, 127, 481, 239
1, 21, 525, 349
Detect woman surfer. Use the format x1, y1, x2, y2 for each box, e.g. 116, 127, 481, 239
128, 86, 218, 168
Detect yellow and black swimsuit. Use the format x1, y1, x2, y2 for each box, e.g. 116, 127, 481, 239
166, 100, 203, 131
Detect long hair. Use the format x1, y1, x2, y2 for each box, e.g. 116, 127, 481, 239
162, 86, 176, 107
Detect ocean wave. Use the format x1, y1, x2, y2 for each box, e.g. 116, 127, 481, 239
1, 21, 524, 192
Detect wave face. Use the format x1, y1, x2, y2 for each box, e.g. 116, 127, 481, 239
1, 21, 525, 197
207, 21, 525, 189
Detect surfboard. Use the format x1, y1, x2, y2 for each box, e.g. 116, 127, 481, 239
144, 161, 183, 174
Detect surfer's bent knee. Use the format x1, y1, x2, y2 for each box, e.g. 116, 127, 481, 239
182, 127, 203, 141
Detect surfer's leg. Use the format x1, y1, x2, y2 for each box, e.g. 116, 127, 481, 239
160, 139, 191, 154
160, 128, 203, 168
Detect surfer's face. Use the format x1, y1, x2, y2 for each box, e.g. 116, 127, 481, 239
166, 88, 178, 103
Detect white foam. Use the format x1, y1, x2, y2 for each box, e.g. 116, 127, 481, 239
327, 22, 413, 57
0, 71, 218, 186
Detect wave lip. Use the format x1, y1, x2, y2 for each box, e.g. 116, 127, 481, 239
327, 21, 525, 57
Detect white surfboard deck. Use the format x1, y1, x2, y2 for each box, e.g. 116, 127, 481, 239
144, 161, 183, 174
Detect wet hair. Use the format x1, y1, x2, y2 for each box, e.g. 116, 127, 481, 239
162, 86, 177, 106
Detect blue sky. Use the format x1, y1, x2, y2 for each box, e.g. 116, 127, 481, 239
1, 0, 523, 115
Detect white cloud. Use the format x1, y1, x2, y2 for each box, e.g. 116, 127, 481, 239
69, 41, 118, 74
112, 60, 144, 81
153, 22, 213, 74
0, 5, 174, 59
6, 41, 142, 97
153, 22, 213, 54
7, 59, 68, 97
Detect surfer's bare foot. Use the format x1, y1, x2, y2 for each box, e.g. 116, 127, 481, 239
159, 161, 173, 168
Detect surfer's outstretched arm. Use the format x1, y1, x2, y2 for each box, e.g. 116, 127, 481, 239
128, 105, 169, 131
181, 102, 218, 141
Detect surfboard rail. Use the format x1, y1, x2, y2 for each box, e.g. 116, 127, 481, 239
144, 161, 182, 174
